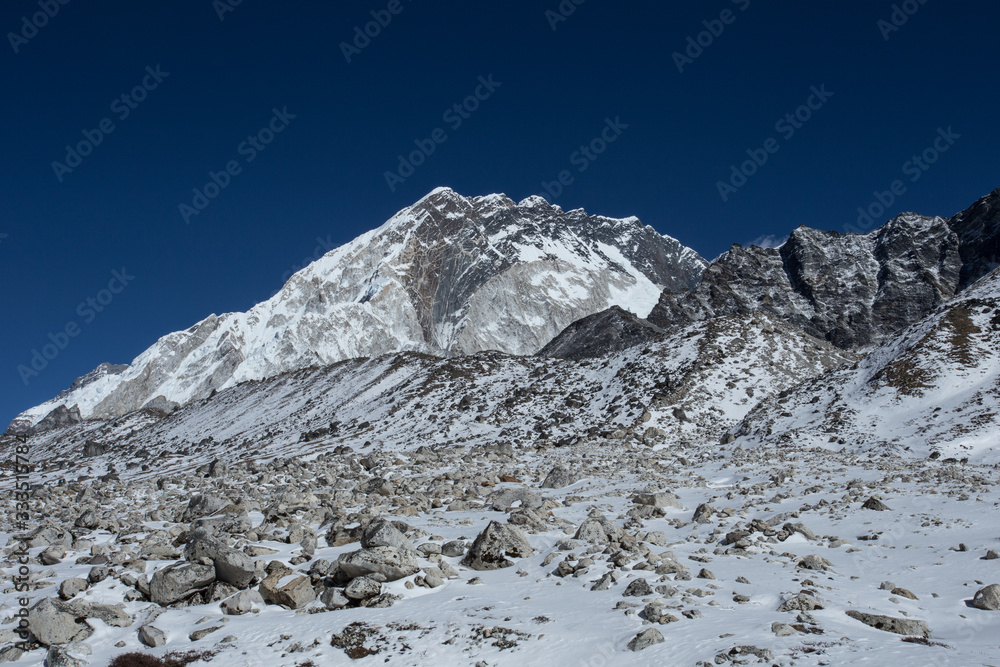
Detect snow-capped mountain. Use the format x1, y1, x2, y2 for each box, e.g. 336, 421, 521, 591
734, 266, 1000, 463
10, 187, 706, 430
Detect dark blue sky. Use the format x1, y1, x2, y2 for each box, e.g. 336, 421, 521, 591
2, 0, 997, 426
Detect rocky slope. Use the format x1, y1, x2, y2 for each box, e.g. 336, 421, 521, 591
733, 267, 1000, 463
9, 188, 706, 431
4, 311, 852, 480
648, 212, 962, 349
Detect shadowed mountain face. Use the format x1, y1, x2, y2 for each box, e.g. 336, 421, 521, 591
949, 188, 1000, 290
10, 188, 706, 431
648, 213, 963, 349
538, 306, 665, 360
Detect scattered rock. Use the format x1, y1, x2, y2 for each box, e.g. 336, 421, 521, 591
627, 628, 664, 651
972, 584, 1000, 611
845, 610, 930, 637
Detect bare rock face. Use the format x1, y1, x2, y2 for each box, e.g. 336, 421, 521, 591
33, 405, 83, 434
539, 305, 666, 359
950, 188, 1000, 289
649, 214, 962, 349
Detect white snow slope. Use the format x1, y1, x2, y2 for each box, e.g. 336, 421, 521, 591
11, 188, 706, 429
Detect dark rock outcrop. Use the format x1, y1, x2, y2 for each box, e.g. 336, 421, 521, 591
539, 306, 665, 359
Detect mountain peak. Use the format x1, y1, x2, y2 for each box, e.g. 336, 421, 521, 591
13, 190, 705, 430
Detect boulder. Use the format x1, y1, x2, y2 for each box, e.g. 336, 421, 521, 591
540, 465, 576, 489
462, 521, 533, 570
845, 610, 930, 637
221, 589, 264, 615
627, 628, 664, 651
185, 531, 257, 589
149, 563, 216, 605
344, 576, 382, 601
633, 492, 683, 510
138, 624, 166, 647
183, 494, 230, 521
488, 487, 544, 512
259, 571, 316, 609
972, 584, 1000, 611
360, 518, 414, 552
338, 546, 419, 582
27, 598, 93, 646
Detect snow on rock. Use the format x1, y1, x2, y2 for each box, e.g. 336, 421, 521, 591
12, 188, 706, 429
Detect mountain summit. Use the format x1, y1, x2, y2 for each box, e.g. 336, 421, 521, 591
11, 188, 706, 429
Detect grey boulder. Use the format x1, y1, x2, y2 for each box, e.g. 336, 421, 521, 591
149, 563, 216, 606
338, 546, 419, 582
462, 521, 533, 570
185, 531, 257, 589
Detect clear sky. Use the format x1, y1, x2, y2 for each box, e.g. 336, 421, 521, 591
2, 0, 998, 426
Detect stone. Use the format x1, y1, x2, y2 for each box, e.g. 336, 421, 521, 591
692, 503, 714, 523
259, 571, 316, 609
39, 546, 67, 565
845, 610, 930, 637
461, 522, 534, 570
221, 589, 264, 615
798, 554, 833, 571
189, 625, 223, 641
43, 647, 87, 667
183, 493, 230, 521
633, 492, 683, 510
321, 587, 351, 609
361, 518, 414, 552
540, 465, 576, 489
345, 576, 382, 601
573, 514, 624, 545
58, 578, 88, 601
488, 487, 544, 511
149, 563, 216, 606
777, 594, 821, 612
972, 584, 1000, 611
338, 546, 420, 582
772, 622, 797, 637
138, 624, 167, 647
862, 496, 891, 511
185, 530, 257, 589
627, 628, 664, 652
27, 598, 93, 646
623, 578, 653, 597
